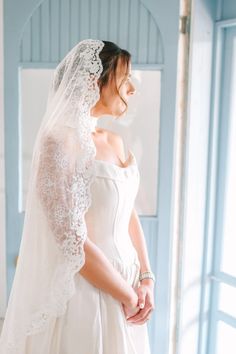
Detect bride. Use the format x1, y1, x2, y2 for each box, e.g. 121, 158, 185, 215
0, 39, 155, 354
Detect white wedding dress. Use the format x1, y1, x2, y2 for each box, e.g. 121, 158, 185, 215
23, 150, 151, 354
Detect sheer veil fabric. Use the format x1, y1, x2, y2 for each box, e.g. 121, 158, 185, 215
0, 39, 105, 353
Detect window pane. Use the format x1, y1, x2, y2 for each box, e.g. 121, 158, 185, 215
216, 321, 236, 354
220, 36, 236, 277
219, 283, 236, 318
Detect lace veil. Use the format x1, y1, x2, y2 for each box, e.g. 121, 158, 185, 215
0, 38, 104, 353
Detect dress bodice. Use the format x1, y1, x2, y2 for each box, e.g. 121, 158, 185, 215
85, 150, 140, 264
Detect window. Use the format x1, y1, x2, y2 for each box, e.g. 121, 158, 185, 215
207, 25, 236, 354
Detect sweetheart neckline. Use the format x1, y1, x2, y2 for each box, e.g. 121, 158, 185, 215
94, 150, 136, 170
94, 159, 136, 170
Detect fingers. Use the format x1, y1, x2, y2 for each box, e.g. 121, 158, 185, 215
126, 297, 155, 324
137, 286, 146, 309
126, 300, 154, 323
122, 302, 141, 319
125, 284, 155, 325
127, 308, 153, 325
124, 305, 140, 319
138, 292, 145, 309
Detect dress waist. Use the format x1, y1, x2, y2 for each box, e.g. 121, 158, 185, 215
90, 232, 139, 265
108, 257, 141, 288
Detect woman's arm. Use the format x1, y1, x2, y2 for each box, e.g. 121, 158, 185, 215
106, 132, 152, 275
125, 208, 155, 324
37, 133, 139, 312
128, 208, 152, 277
80, 237, 140, 309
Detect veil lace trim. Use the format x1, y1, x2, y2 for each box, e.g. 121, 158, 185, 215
1, 39, 104, 352
27, 40, 104, 336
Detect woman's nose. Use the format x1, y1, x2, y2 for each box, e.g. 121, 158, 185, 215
128, 83, 136, 95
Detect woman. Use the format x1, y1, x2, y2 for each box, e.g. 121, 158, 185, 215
0, 39, 155, 354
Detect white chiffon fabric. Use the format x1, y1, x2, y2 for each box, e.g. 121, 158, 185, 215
24, 150, 151, 354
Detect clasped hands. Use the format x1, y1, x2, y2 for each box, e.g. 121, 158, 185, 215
122, 280, 155, 325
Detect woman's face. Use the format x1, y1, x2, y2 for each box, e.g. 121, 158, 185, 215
92, 57, 136, 118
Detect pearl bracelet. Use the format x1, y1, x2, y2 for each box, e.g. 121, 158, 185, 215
139, 271, 155, 283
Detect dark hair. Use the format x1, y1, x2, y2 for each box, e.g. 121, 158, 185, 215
98, 40, 131, 117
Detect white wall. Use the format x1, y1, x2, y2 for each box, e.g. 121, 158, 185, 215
0, 0, 7, 317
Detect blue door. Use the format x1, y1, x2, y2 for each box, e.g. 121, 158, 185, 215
3, 1, 180, 352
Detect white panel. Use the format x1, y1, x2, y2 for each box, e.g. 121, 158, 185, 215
19, 68, 161, 216
20, 69, 54, 210
98, 70, 161, 216
216, 321, 236, 354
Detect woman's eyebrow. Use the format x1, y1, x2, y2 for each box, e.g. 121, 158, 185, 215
122, 72, 131, 81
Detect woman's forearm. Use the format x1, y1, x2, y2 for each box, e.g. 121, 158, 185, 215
128, 208, 152, 273
79, 237, 138, 308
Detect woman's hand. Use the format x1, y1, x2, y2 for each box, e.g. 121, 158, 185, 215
126, 280, 155, 325
121, 287, 140, 319
122, 302, 140, 320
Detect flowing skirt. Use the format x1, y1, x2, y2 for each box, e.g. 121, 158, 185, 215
25, 258, 151, 354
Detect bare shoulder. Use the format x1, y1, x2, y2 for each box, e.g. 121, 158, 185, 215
101, 128, 127, 161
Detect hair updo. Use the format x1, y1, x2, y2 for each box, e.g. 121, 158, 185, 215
98, 40, 131, 117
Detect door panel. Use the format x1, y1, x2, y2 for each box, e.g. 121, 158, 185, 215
4, 1, 180, 352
